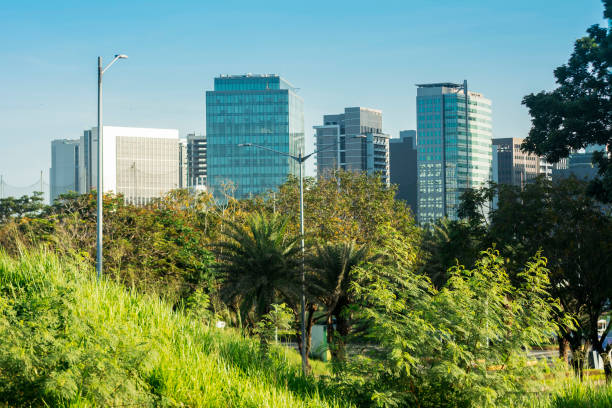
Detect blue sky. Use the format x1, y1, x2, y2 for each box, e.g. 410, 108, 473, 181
0, 0, 608, 186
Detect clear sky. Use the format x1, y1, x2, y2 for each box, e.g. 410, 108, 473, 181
0, 0, 608, 187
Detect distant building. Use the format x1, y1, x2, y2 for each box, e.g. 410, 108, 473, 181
206, 74, 304, 200
492, 138, 543, 187
539, 158, 554, 180
416, 81, 493, 224
50, 139, 80, 202
185, 133, 207, 191
80, 126, 181, 205
314, 107, 390, 185
179, 139, 188, 189
552, 145, 606, 182
390, 130, 417, 213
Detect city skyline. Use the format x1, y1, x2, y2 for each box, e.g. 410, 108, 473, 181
0, 0, 607, 187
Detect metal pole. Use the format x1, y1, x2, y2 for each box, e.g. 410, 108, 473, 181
40, 170, 43, 193
0, 175, 3, 199
299, 150, 307, 375
96, 56, 103, 280
337, 127, 341, 190
464, 80, 469, 188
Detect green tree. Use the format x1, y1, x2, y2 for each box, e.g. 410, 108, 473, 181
214, 212, 300, 326
0, 191, 218, 306
253, 303, 296, 355
307, 241, 370, 362
337, 226, 561, 408
0, 191, 46, 223
270, 170, 418, 247
521, 0, 612, 201
420, 217, 485, 288
463, 177, 612, 379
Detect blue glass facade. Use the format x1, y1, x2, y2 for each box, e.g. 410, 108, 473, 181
416, 83, 492, 224
206, 75, 304, 199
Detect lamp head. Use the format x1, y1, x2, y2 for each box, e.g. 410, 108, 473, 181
238, 143, 252, 147
115, 54, 129, 59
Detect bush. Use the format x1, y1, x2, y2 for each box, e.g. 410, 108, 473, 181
331, 226, 562, 408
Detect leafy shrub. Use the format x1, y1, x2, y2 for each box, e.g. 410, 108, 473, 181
331, 226, 562, 408
254, 303, 296, 353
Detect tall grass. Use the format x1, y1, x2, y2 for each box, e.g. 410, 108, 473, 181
0, 249, 352, 407
544, 381, 612, 408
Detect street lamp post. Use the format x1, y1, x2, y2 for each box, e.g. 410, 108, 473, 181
96, 54, 128, 280
238, 142, 337, 375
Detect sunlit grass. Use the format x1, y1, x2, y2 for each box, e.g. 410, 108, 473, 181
0, 249, 351, 407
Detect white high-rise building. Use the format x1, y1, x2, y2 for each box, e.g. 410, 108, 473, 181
50, 139, 80, 202
80, 126, 181, 205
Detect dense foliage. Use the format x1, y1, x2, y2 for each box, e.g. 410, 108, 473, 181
455, 177, 612, 379
0, 191, 217, 305
522, 0, 612, 202
329, 227, 561, 408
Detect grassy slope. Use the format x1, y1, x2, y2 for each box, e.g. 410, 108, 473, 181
0, 250, 351, 407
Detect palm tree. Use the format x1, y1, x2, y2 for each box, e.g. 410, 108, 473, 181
308, 241, 370, 361
214, 212, 300, 327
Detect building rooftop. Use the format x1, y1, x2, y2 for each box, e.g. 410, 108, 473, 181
217, 73, 279, 79
416, 82, 463, 88
213, 74, 298, 92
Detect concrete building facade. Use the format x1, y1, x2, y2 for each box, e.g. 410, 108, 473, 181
390, 130, 417, 214
206, 74, 304, 200
80, 126, 181, 205
314, 107, 390, 185
492, 138, 542, 187
416, 82, 493, 224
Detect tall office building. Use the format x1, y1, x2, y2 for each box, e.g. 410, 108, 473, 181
206, 74, 304, 199
492, 138, 543, 187
390, 130, 417, 213
50, 139, 80, 202
80, 126, 181, 205
416, 82, 493, 224
314, 107, 390, 185
186, 133, 207, 190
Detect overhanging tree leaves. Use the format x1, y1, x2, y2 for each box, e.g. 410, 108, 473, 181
522, 0, 612, 201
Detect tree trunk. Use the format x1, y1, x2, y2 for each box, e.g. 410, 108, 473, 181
569, 342, 586, 380
558, 336, 570, 364
326, 313, 338, 361
305, 304, 316, 358
296, 304, 316, 375
334, 302, 351, 362
602, 350, 612, 382
592, 341, 612, 382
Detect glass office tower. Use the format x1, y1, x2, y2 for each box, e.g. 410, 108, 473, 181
416, 82, 492, 224
206, 74, 304, 199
